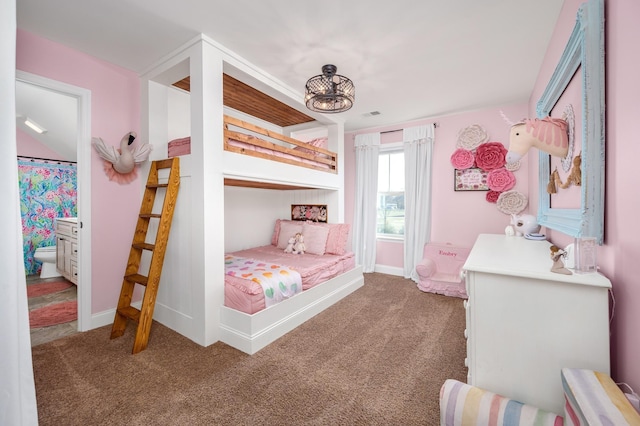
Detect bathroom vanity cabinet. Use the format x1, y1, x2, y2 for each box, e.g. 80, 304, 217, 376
56, 218, 78, 284
463, 234, 611, 415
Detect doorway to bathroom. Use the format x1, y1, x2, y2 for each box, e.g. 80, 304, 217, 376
16, 71, 92, 334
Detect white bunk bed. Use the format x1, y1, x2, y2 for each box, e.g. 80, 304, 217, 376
140, 34, 361, 355
215, 109, 361, 355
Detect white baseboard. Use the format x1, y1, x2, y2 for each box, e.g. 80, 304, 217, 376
374, 264, 404, 276
89, 309, 117, 330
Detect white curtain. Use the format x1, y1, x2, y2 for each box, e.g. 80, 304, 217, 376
1, 0, 39, 423
352, 133, 380, 272
403, 124, 435, 281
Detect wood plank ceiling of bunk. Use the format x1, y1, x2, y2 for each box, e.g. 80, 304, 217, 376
223, 178, 311, 191
172, 75, 315, 128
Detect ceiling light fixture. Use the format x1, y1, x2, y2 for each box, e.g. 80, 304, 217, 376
304, 64, 355, 113
24, 117, 47, 134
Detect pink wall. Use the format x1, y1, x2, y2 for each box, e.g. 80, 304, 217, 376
16, 128, 65, 160
16, 30, 142, 314
528, 0, 640, 390
345, 103, 528, 269
15, 0, 639, 391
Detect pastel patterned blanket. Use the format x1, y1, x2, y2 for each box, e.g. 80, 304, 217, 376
224, 255, 302, 308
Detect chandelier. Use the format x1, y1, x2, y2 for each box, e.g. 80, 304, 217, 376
304, 64, 355, 113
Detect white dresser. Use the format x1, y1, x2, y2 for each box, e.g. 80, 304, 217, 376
463, 234, 611, 415
56, 218, 78, 284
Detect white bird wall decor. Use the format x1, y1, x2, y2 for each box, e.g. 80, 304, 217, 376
92, 132, 152, 184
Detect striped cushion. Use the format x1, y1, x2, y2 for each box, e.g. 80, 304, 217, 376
440, 379, 564, 426
562, 368, 640, 425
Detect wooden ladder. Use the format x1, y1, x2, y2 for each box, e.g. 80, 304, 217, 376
110, 157, 180, 354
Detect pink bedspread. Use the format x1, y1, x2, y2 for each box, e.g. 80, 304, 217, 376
224, 245, 355, 314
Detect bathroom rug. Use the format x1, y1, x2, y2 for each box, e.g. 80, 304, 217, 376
29, 301, 77, 328
27, 281, 73, 298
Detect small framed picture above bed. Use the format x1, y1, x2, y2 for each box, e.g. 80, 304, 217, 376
291, 204, 328, 222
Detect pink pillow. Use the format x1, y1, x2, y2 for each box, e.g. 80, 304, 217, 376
271, 219, 282, 246
308, 137, 328, 149
272, 219, 302, 246
293, 137, 328, 156
276, 221, 303, 249
302, 223, 330, 255
303, 221, 351, 255
325, 223, 351, 255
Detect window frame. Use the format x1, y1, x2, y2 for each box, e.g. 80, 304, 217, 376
376, 142, 405, 241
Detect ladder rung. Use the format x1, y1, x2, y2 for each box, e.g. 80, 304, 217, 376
140, 213, 162, 219
125, 273, 148, 286
132, 242, 155, 251
117, 306, 141, 322
147, 183, 169, 188
155, 158, 175, 169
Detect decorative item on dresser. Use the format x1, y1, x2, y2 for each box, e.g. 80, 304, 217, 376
462, 234, 611, 415
56, 218, 78, 284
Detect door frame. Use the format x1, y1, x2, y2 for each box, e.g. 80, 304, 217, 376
16, 70, 92, 331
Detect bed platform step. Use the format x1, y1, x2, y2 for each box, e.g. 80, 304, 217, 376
110, 157, 180, 354
220, 265, 364, 355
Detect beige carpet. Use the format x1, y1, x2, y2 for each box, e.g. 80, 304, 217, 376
32, 273, 467, 425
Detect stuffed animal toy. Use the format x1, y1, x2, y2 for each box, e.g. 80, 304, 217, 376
92, 131, 152, 184
293, 233, 306, 255
506, 117, 569, 164
284, 236, 296, 253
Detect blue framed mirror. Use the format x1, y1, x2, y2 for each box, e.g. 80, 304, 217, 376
536, 0, 605, 244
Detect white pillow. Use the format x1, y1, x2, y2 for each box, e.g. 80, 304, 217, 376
277, 221, 303, 249
302, 223, 330, 255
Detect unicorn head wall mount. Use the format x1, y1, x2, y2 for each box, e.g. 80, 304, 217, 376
506, 117, 569, 164
503, 105, 575, 171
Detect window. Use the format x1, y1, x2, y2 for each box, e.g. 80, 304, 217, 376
377, 150, 404, 238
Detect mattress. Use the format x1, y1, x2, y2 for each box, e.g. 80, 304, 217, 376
224, 244, 355, 314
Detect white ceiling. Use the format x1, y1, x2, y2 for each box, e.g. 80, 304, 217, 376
16, 0, 564, 134
15, 80, 78, 162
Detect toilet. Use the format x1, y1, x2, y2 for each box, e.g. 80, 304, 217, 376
33, 246, 62, 279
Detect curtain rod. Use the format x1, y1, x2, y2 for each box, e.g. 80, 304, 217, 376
380, 122, 440, 134
17, 155, 77, 165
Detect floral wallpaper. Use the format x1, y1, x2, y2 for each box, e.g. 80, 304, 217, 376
18, 159, 77, 275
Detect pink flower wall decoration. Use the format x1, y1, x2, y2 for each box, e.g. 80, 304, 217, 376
450, 126, 521, 212
486, 190, 501, 203
450, 148, 475, 170
487, 168, 516, 192
475, 142, 507, 171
